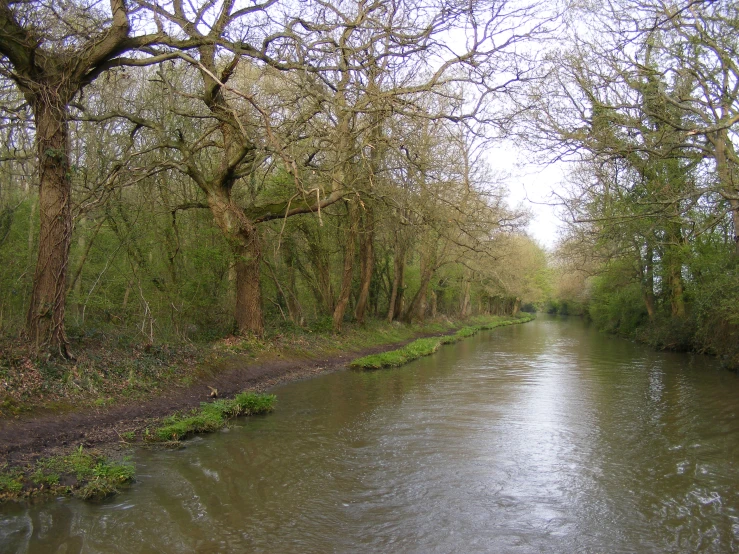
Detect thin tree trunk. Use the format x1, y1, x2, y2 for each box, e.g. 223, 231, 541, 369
122, 279, 133, 311
26, 100, 72, 357
665, 223, 685, 318
714, 126, 739, 256
285, 248, 303, 325
234, 233, 264, 335
298, 224, 334, 314
403, 250, 434, 323
332, 200, 358, 331
388, 240, 407, 322
403, 271, 432, 323
668, 264, 685, 318
354, 204, 374, 325
643, 244, 656, 321
460, 278, 471, 318
67, 216, 105, 298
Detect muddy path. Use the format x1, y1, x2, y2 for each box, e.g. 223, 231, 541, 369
0, 338, 425, 466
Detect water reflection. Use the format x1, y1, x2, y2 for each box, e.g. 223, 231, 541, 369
2, 316, 739, 553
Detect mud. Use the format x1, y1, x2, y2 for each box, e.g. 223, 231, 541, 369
0, 340, 417, 466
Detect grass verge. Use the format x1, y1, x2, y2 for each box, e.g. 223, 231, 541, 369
149, 392, 276, 442
349, 314, 535, 370
1, 316, 494, 417
0, 447, 134, 501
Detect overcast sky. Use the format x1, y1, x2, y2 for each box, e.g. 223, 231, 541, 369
486, 142, 566, 250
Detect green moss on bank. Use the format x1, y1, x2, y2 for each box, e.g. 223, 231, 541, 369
0, 447, 134, 501
349, 314, 534, 370
150, 392, 276, 442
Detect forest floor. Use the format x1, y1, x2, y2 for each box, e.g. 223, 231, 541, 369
0, 317, 499, 472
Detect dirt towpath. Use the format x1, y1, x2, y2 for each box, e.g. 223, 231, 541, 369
0, 339, 420, 466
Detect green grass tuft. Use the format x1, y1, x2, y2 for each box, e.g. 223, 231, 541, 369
0, 448, 134, 501
349, 315, 535, 370
153, 392, 276, 441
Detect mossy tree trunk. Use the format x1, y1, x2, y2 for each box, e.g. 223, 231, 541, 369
207, 193, 264, 336
25, 97, 73, 357
386, 235, 406, 323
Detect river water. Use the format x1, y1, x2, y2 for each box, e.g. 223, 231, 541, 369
2, 316, 739, 553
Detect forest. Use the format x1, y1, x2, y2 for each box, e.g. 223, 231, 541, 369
0, 0, 737, 372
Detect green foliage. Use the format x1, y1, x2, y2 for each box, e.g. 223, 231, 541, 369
153, 393, 276, 441
0, 199, 36, 332
638, 315, 696, 352
577, 234, 738, 368
0, 466, 23, 494
588, 276, 648, 336
545, 299, 587, 316
685, 243, 739, 366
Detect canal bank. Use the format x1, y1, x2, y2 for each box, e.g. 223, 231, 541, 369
0, 315, 532, 502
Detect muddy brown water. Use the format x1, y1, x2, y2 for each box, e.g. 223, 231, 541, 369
2, 315, 739, 553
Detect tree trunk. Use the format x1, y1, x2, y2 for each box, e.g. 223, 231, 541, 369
668, 263, 685, 318
26, 100, 72, 357
332, 201, 359, 331
387, 239, 406, 322
354, 204, 374, 325
664, 223, 685, 318
460, 278, 471, 318
403, 254, 434, 323
234, 233, 263, 335
404, 272, 432, 323
285, 248, 303, 325
208, 194, 264, 335
713, 130, 739, 256
642, 243, 656, 321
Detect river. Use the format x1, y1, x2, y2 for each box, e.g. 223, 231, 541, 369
2, 315, 739, 553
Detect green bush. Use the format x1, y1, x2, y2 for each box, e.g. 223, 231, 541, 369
588, 277, 648, 336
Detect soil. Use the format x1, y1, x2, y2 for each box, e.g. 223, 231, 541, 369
0, 338, 421, 467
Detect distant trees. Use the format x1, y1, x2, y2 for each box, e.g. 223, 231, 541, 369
529, 0, 739, 363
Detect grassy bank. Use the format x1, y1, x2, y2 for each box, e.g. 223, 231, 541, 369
0, 447, 134, 501
349, 314, 534, 370
0, 392, 276, 501
150, 392, 276, 442
0, 317, 485, 417
1, 315, 513, 503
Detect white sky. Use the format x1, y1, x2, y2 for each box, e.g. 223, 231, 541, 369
486, 142, 566, 250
